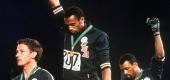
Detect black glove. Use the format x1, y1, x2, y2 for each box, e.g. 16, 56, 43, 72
146, 17, 160, 35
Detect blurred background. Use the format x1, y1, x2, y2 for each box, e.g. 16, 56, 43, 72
0, 0, 169, 80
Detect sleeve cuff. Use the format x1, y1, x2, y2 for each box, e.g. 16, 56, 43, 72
52, 5, 64, 14
100, 62, 111, 70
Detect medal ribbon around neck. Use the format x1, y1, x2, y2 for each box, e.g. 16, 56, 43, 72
71, 25, 93, 51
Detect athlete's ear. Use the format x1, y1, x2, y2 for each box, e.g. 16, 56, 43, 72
80, 17, 85, 25
133, 62, 138, 66
81, 17, 84, 20
31, 51, 37, 59
80, 17, 84, 22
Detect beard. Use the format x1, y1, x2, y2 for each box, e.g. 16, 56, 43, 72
124, 75, 135, 80
125, 77, 134, 80
70, 30, 78, 34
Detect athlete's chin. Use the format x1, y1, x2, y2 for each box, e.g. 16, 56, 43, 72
125, 76, 134, 80
17, 62, 24, 66
70, 31, 78, 34
69, 30, 78, 34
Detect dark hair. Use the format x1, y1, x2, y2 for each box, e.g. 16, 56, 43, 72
119, 53, 137, 65
17, 38, 43, 62
64, 6, 85, 20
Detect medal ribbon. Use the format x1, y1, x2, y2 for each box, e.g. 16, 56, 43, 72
71, 25, 93, 50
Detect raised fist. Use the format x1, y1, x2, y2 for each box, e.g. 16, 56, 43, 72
146, 17, 160, 34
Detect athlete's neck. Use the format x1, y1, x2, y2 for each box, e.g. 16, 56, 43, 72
134, 66, 141, 80
23, 60, 37, 80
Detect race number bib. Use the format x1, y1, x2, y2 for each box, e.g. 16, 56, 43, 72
63, 49, 81, 71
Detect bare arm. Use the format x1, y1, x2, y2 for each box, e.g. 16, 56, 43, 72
49, 0, 63, 15
154, 32, 165, 61
146, 17, 165, 61
49, 0, 61, 9
102, 68, 111, 80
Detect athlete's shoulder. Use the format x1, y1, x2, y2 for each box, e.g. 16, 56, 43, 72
36, 68, 55, 80
11, 75, 20, 80
89, 25, 108, 36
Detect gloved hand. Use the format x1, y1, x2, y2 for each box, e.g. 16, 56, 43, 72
146, 17, 160, 35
